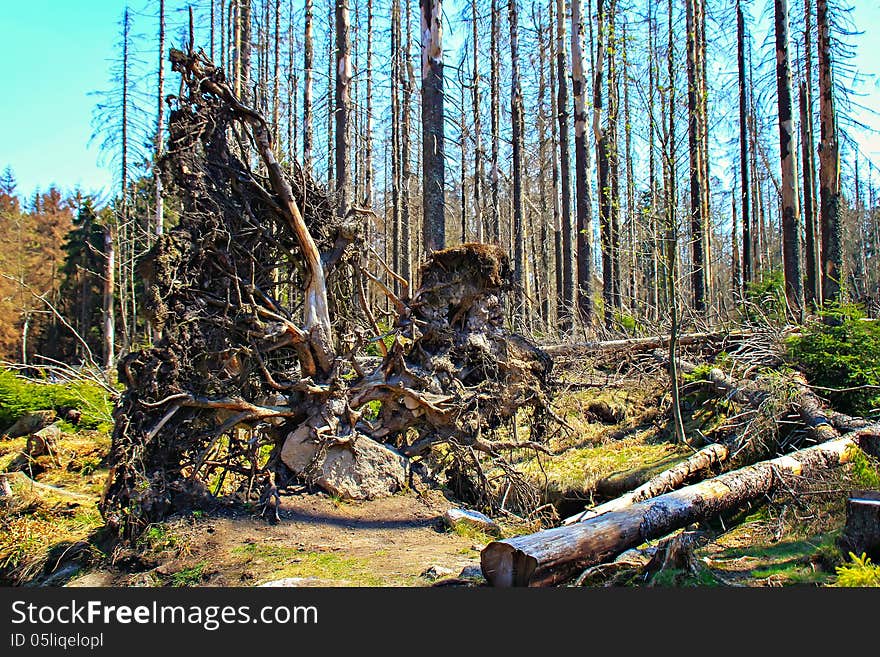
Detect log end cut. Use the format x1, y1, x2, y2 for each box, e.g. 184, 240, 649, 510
481, 540, 538, 587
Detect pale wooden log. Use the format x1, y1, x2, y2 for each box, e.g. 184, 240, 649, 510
562, 443, 729, 525
543, 331, 740, 358
481, 429, 880, 586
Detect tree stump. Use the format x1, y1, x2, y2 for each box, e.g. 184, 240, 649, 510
839, 491, 880, 561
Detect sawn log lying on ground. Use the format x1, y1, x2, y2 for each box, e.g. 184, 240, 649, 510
480, 428, 880, 586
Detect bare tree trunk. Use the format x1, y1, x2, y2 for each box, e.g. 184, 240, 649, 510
665, 0, 686, 444
272, 0, 280, 138
509, 0, 524, 323
402, 3, 414, 286
103, 224, 115, 374
240, 0, 251, 103
556, 0, 574, 332
800, 70, 820, 304
155, 0, 165, 240
335, 0, 352, 219
364, 0, 373, 207
817, 0, 842, 304
471, 0, 484, 243
774, 0, 804, 316
490, 0, 501, 245
420, 0, 446, 254
623, 19, 635, 314
573, 0, 594, 328
686, 0, 707, 312
302, 0, 313, 175
737, 0, 751, 290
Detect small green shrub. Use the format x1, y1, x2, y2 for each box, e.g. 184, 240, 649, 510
745, 271, 787, 322
0, 369, 113, 431
846, 446, 880, 489
786, 305, 880, 416
613, 311, 638, 336
834, 552, 880, 587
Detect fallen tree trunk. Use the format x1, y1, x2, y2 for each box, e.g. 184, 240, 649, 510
562, 443, 729, 525
481, 428, 880, 586
543, 331, 743, 358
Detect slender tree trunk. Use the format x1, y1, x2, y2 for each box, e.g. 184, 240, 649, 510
666, 0, 686, 444
272, 0, 280, 137
240, 0, 251, 102
801, 0, 820, 306
421, 0, 446, 253
509, 0, 525, 323
817, 0, 842, 304
402, 3, 414, 286
302, 0, 313, 175
103, 224, 115, 375
364, 0, 374, 207
335, 0, 352, 218
574, 0, 594, 328
556, 0, 574, 332
623, 19, 635, 314
686, 0, 707, 312
774, 0, 804, 316
471, 0, 484, 243
155, 0, 165, 242
737, 0, 751, 291
537, 4, 551, 325
490, 0, 501, 244
391, 0, 401, 288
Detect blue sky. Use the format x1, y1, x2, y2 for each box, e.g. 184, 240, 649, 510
1, 0, 878, 202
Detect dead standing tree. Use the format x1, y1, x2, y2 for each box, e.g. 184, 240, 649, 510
100, 49, 553, 537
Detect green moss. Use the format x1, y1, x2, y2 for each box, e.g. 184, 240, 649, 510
519, 438, 689, 497
651, 565, 721, 587
448, 521, 498, 544
232, 543, 400, 586
0, 369, 114, 431
170, 561, 208, 587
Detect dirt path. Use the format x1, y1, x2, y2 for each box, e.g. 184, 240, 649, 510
67, 490, 485, 587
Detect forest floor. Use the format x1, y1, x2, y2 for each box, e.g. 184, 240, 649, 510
0, 354, 864, 588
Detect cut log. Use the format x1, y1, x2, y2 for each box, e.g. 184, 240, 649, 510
543, 331, 742, 358
481, 429, 880, 586
562, 443, 729, 525
839, 490, 880, 561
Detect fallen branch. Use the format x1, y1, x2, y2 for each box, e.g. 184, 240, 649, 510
481, 428, 880, 586
543, 331, 744, 358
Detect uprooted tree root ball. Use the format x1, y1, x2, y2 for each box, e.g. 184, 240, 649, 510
99, 49, 553, 538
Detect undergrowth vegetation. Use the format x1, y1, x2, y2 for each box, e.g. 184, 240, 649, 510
786, 305, 880, 417
0, 369, 114, 431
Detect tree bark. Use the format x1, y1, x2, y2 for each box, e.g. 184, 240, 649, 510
774, 0, 804, 317
421, 0, 446, 254
510, 0, 524, 324
335, 0, 352, 219
817, 0, 842, 304
737, 0, 751, 290
686, 0, 707, 312
555, 0, 574, 332
302, 0, 313, 175
574, 0, 594, 329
